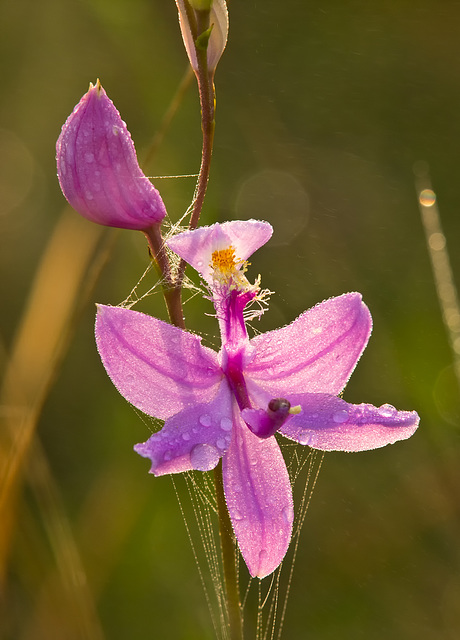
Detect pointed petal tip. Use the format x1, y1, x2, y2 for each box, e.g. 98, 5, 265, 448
134, 441, 161, 475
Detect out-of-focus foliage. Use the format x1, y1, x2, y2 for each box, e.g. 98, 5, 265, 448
1, 1, 460, 639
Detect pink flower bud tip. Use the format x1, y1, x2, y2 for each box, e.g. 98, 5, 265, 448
56, 80, 167, 230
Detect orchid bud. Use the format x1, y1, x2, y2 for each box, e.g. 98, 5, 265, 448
189, 0, 212, 8
175, 0, 228, 77
56, 80, 167, 230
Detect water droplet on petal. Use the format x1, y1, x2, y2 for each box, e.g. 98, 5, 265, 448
216, 438, 226, 449
299, 431, 313, 445
84, 152, 94, 163
220, 417, 232, 431
333, 410, 349, 424
258, 549, 268, 569
190, 443, 220, 471
378, 403, 397, 418
282, 505, 294, 524
164, 450, 172, 461
199, 414, 212, 427
182, 433, 191, 441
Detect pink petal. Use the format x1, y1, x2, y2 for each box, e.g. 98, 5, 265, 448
95, 305, 222, 420
223, 413, 293, 578
279, 393, 420, 451
56, 81, 167, 230
166, 220, 273, 283
246, 293, 372, 396
135, 384, 233, 475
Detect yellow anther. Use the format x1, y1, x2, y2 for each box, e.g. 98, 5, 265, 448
288, 405, 302, 415
211, 245, 237, 275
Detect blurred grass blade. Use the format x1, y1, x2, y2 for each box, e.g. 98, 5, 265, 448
0, 210, 104, 580
415, 163, 460, 390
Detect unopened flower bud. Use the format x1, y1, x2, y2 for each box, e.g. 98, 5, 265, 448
56, 80, 167, 230
189, 0, 212, 9
175, 0, 228, 77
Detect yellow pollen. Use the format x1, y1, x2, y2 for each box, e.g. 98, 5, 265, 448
211, 245, 238, 275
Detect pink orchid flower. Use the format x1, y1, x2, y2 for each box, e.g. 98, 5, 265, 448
95, 219, 419, 578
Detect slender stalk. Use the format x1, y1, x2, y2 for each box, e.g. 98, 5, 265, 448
188, 8, 216, 231
213, 461, 244, 640
142, 223, 185, 329
176, 5, 216, 287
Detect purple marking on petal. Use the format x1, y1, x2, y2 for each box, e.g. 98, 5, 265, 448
246, 293, 372, 396
279, 393, 420, 452
134, 384, 233, 475
56, 81, 167, 230
95, 305, 222, 420
223, 413, 293, 578
166, 220, 273, 283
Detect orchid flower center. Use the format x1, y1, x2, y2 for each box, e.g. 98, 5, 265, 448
211, 245, 238, 274
210, 244, 252, 292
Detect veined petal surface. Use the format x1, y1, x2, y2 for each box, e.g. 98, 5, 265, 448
95, 305, 222, 420
222, 413, 293, 578
279, 393, 420, 451
167, 219, 273, 284
135, 384, 233, 475
246, 293, 372, 396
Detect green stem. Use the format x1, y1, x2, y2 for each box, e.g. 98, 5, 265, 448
142, 223, 185, 329
214, 461, 244, 640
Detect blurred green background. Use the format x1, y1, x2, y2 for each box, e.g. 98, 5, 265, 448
1, 0, 460, 638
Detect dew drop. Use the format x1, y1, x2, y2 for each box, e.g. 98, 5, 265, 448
163, 450, 172, 461
182, 432, 191, 441
85, 191, 94, 201
258, 549, 268, 571
199, 414, 212, 427
332, 410, 349, 424
84, 152, 94, 163
298, 431, 312, 445
216, 438, 226, 449
378, 403, 397, 418
220, 417, 232, 431
190, 443, 220, 471
282, 505, 294, 524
